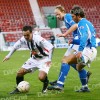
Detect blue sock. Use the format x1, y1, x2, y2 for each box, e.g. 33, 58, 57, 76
71, 64, 87, 86
78, 69, 87, 86
57, 63, 70, 87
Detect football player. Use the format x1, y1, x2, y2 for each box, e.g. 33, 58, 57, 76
3, 26, 54, 94
48, 5, 95, 92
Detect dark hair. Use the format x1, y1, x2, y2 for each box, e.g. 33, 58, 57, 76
55, 5, 66, 13
22, 26, 32, 33
71, 5, 85, 18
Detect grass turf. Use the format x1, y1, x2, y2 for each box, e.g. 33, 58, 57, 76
0, 48, 100, 100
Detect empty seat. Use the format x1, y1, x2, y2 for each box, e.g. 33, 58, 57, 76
37, 0, 100, 34
0, 0, 35, 32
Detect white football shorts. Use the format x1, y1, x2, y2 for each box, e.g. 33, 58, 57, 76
64, 44, 79, 56
22, 57, 50, 74
64, 36, 79, 56
77, 47, 97, 65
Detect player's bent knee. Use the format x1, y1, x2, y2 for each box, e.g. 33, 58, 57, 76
38, 71, 47, 81
38, 76, 45, 81
17, 68, 28, 77
76, 67, 80, 71
76, 65, 81, 71
62, 56, 71, 64
76, 64, 85, 71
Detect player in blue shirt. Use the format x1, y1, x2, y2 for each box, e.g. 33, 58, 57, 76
48, 5, 92, 92
71, 6, 97, 61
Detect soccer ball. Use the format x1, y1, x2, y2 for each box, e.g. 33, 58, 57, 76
17, 81, 30, 93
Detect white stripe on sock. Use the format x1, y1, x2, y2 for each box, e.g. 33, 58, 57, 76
57, 81, 64, 85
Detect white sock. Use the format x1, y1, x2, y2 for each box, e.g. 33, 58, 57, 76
82, 84, 88, 88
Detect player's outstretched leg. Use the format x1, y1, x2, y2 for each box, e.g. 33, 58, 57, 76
10, 68, 28, 94
47, 63, 70, 91
75, 71, 92, 92
42, 76, 49, 93
39, 71, 49, 93
75, 69, 91, 92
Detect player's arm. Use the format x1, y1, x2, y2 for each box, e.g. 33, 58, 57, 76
68, 38, 80, 45
3, 37, 25, 62
3, 48, 16, 62
57, 14, 78, 37
57, 24, 78, 37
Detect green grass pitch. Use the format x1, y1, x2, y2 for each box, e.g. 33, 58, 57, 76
0, 48, 100, 100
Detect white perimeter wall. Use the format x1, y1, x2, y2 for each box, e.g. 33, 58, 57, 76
0, 33, 5, 51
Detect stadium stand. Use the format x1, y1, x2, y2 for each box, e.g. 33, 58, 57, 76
3, 33, 23, 42
40, 29, 53, 40
3, 32, 23, 46
0, 0, 100, 50
0, 0, 99, 33
2, 29, 53, 47
0, 0, 35, 32
37, 0, 100, 34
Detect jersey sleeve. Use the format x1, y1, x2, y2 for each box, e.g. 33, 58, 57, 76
64, 14, 75, 28
6, 36, 27, 58
78, 23, 88, 51
13, 36, 27, 49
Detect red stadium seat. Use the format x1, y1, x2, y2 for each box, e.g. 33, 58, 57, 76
0, 0, 35, 32
37, 0, 100, 34
40, 29, 53, 40
3, 33, 23, 44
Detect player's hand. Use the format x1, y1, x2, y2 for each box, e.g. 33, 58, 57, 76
45, 61, 51, 66
56, 34, 64, 37
68, 39, 73, 45
76, 52, 82, 59
2, 57, 10, 62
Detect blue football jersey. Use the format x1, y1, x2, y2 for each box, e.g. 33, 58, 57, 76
64, 13, 78, 37
77, 18, 96, 51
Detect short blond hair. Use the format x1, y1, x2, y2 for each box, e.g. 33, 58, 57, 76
55, 5, 66, 13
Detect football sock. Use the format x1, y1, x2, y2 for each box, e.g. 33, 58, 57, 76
16, 76, 24, 85
41, 76, 48, 83
57, 63, 70, 87
71, 64, 87, 86
78, 69, 87, 86
82, 84, 88, 88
